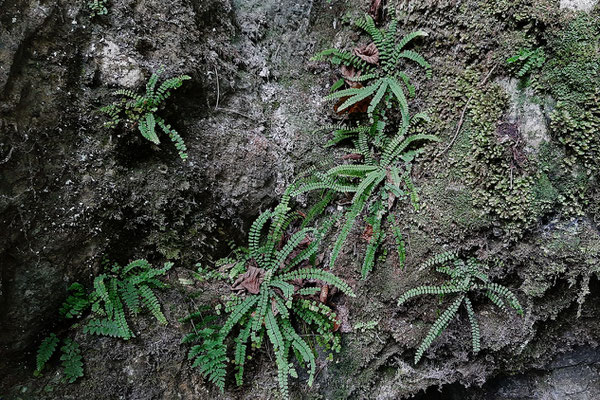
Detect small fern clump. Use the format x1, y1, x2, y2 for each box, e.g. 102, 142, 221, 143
397, 252, 523, 364
34, 259, 172, 382
506, 47, 545, 78
89, 0, 108, 16
35, 334, 60, 375
313, 12, 430, 119
59, 282, 91, 319
35, 334, 84, 383
182, 190, 355, 398
295, 111, 438, 277
101, 67, 191, 160
83, 259, 173, 339
60, 339, 84, 383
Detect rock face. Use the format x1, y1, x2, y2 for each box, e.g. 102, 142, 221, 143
1, 0, 599, 399
0, 0, 329, 370
560, 0, 597, 11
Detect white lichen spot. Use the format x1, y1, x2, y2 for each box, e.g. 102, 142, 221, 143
97, 40, 144, 88
560, 0, 597, 11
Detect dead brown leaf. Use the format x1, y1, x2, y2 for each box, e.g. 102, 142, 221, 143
231, 264, 265, 294
341, 153, 364, 161
369, 0, 385, 23
353, 42, 379, 65
362, 224, 374, 242
319, 285, 329, 303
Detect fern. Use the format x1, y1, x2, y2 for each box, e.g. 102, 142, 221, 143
83, 259, 172, 339
361, 201, 384, 279
297, 113, 438, 275
397, 253, 523, 363
414, 295, 464, 364
507, 47, 545, 78
35, 334, 59, 374
389, 215, 406, 268
100, 67, 191, 160
59, 283, 90, 319
83, 318, 124, 338
138, 284, 167, 324
182, 307, 228, 391
313, 12, 430, 119
60, 339, 84, 383
34, 259, 170, 382
34, 335, 85, 383
183, 208, 353, 398
89, 0, 108, 16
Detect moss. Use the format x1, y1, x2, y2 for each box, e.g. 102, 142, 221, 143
538, 15, 600, 173
417, 176, 491, 238
536, 141, 590, 216
436, 68, 537, 236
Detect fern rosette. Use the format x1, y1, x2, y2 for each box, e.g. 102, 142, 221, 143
313, 13, 430, 119
183, 195, 355, 398
397, 252, 523, 363
295, 111, 439, 277
101, 67, 190, 160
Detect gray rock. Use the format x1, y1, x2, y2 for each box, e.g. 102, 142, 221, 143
560, 0, 597, 11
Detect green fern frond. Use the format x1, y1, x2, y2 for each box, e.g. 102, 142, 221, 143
59, 283, 90, 319
484, 290, 506, 311
119, 280, 140, 315
36, 334, 59, 374
311, 49, 373, 72
368, 80, 389, 116
292, 173, 357, 196
401, 252, 523, 363
275, 346, 291, 399
274, 228, 315, 269
269, 281, 295, 301
248, 209, 273, 257
139, 112, 160, 144
301, 190, 334, 227
337, 81, 383, 112
108, 278, 132, 339
157, 118, 188, 160
192, 338, 228, 391
326, 164, 378, 178
361, 202, 384, 279
84, 318, 124, 338
251, 289, 270, 340
100, 67, 190, 160
390, 219, 406, 268
481, 282, 523, 315
138, 284, 167, 324
397, 285, 460, 305
395, 50, 432, 77
414, 295, 464, 364
329, 188, 370, 268
234, 323, 252, 386
60, 339, 84, 383
395, 30, 428, 53
220, 296, 259, 337
419, 251, 458, 271
386, 76, 409, 115
282, 320, 316, 386
276, 268, 356, 297
463, 297, 480, 354
265, 308, 285, 351
324, 86, 375, 101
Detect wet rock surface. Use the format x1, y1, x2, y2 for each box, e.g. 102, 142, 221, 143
1, 0, 599, 399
